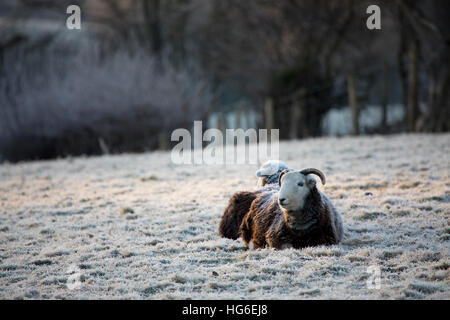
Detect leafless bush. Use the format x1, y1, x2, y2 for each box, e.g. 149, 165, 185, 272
0, 37, 211, 161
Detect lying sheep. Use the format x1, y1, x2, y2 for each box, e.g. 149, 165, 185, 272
218, 160, 288, 240
255, 160, 290, 187
240, 168, 344, 249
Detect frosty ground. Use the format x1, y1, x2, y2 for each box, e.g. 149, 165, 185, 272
0, 133, 449, 299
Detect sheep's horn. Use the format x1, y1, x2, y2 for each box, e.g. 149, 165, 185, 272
278, 169, 291, 186
300, 168, 326, 185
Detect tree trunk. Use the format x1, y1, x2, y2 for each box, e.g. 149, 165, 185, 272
216, 113, 226, 133
397, 6, 409, 127
264, 97, 275, 130
236, 108, 243, 129
347, 73, 359, 135
407, 40, 420, 131
142, 0, 162, 56
290, 88, 305, 140
425, 48, 450, 132
381, 63, 389, 131
158, 132, 168, 150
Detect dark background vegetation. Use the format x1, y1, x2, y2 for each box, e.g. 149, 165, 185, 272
0, 0, 448, 162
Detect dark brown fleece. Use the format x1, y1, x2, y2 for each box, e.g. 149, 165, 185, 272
218, 191, 257, 240
239, 187, 340, 249
218, 185, 278, 240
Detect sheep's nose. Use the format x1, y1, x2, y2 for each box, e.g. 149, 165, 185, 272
279, 198, 287, 205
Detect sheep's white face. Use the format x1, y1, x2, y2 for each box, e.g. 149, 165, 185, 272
278, 171, 316, 212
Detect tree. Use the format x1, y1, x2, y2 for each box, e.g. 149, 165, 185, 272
395, 0, 450, 132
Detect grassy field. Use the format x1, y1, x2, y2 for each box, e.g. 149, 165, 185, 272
0, 133, 448, 299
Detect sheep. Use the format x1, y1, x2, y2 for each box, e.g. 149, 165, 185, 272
218, 160, 288, 240
255, 160, 290, 187
240, 168, 344, 249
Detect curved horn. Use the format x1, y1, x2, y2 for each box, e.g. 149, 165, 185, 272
299, 168, 326, 185
278, 169, 290, 186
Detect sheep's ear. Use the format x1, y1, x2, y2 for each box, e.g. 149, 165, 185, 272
278, 169, 289, 186
306, 175, 317, 188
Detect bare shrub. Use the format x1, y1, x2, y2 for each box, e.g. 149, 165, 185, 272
0, 37, 211, 161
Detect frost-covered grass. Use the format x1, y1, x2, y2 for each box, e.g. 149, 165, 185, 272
0, 133, 448, 299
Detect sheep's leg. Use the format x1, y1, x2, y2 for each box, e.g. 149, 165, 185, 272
239, 212, 254, 246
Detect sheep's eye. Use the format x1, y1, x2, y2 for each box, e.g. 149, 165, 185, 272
297, 182, 304, 187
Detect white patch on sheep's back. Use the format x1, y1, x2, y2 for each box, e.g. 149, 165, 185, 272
256, 160, 287, 177
0, 133, 449, 299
